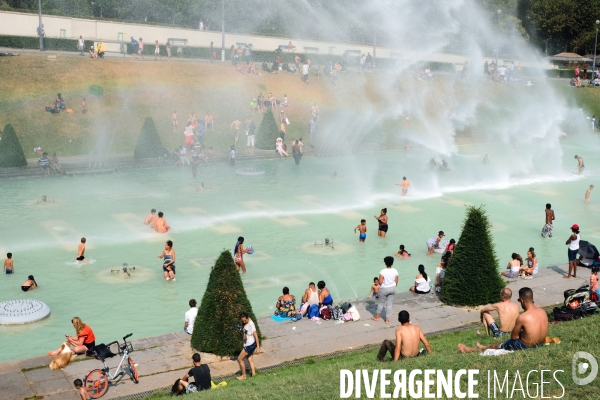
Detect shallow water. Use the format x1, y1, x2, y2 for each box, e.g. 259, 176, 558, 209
1, 137, 599, 362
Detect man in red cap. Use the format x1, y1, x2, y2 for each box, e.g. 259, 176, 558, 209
565, 224, 580, 279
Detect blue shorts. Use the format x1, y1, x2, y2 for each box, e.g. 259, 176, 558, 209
499, 338, 540, 351
568, 249, 578, 262
359, 233, 366, 240
243, 342, 257, 355
5, 269, 13, 274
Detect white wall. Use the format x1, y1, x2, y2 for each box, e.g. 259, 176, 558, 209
0, 10, 466, 62
3, 10, 546, 69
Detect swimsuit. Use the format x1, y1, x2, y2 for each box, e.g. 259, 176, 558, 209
163, 254, 175, 273
322, 293, 333, 306
234, 242, 243, 263
499, 338, 540, 351
489, 322, 509, 338
379, 224, 388, 233
76, 256, 85, 261
21, 285, 31, 292
359, 233, 366, 240
541, 223, 553, 238
5, 269, 13, 274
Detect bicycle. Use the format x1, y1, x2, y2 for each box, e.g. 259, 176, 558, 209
84, 333, 139, 398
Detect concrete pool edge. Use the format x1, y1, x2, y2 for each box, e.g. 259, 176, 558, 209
1, 140, 486, 179
0, 264, 590, 400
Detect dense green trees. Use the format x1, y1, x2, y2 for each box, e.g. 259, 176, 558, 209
441, 206, 505, 307
191, 250, 261, 357
526, 0, 600, 55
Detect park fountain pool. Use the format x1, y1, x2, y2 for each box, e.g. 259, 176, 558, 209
1, 0, 599, 364
1, 137, 600, 362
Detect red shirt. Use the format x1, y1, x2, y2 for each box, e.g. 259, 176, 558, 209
79, 325, 96, 344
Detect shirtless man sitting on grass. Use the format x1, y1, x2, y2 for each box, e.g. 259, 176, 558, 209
477, 288, 520, 338
377, 310, 432, 361
458, 287, 548, 353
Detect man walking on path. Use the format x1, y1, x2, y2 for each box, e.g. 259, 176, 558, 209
302, 61, 310, 83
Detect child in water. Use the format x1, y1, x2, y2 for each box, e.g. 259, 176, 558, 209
369, 277, 380, 299
395, 245, 410, 258
354, 219, 367, 243
4, 253, 14, 274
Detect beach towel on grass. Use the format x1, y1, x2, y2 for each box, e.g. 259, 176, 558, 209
480, 349, 513, 356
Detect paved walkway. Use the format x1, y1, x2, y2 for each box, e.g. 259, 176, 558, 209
0, 265, 589, 400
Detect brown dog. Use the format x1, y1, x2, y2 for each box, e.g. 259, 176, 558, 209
49, 342, 76, 370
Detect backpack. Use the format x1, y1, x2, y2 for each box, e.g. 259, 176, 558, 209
340, 302, 352, 314
553, 306, 576, 321
320, 307, 332, 320
307, 304, 319, 319
332, 306, 344, 321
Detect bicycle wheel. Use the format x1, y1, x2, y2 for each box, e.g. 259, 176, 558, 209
85, 369, 109, 398
128, 357, 139, 383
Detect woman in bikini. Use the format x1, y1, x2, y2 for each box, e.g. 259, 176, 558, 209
235, 236, 250, 274
21, 275, 37, 291
374, 208, 388, 238
158, 240, 176, 281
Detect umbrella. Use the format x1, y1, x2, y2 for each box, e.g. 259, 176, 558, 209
578, 240, 599, 260
546, 52, 592, 63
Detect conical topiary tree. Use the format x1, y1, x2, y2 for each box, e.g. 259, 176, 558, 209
134, 117, 163, 159
191, 250, 261, 356
441, 206, 505, 306
255, 108, 279, 150
0, 124, 27, 168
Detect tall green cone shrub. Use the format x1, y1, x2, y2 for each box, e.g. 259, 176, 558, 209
191, 250, 261, 356
441, 206, 505, 306
134, 117, 163, 159
0, 124, 27, 168
255, 109, 279, 150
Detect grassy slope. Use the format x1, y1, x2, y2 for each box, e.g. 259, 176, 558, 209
0, 55, 383, 157
145, 315, 600, 400
2, 54, 600, 159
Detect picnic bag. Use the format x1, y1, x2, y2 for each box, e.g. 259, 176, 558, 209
307, 304, 319, 319
348, 306, 361, 321
332, 306, 344, 321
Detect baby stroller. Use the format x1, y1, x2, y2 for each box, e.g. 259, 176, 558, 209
554, 284, 597, 320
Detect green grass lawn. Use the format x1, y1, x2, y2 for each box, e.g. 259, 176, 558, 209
0, 55, 385, 158
2, 54, 600, 160
145, 314, 600, 400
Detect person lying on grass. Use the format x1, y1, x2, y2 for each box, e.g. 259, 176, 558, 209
377, 310, 432, 361
458, 287, 548, 353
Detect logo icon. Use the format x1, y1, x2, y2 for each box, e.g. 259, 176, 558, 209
572, 351, 598, 385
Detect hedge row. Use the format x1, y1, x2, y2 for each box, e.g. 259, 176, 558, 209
0, 35, 94, 51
